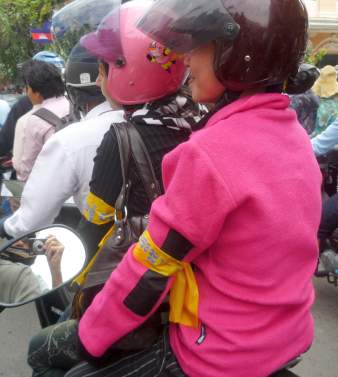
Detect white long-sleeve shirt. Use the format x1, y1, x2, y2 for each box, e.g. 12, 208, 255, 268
311, 117, 338, 156
4, 103, 124, 238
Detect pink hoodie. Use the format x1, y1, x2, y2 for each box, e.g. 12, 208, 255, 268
79, 93, 322, 376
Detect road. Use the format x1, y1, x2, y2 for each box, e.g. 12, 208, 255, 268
0, 278, 336, 376
294, 278, 338, 376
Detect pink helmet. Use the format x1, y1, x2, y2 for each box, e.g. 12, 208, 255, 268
80, 0, 186, 105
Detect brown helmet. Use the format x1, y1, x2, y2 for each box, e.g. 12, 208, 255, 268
137, 0, 308, 92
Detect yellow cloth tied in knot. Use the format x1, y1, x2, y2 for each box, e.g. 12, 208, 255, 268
73, 224, 116, 287
133, 230, 199, 328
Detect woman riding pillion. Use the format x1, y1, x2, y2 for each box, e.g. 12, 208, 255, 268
65, 0, 321, 376
28, 0, 203, 375
75, 0, 201, 257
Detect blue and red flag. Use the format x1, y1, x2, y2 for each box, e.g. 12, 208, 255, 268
31, 21, 53, 44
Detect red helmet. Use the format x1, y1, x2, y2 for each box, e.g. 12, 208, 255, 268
137, 0, 308, 92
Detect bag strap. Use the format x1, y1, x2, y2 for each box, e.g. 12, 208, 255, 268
33, 108, 66, 131
111, 123, 131, 213
126, 122, 161, 202
112, 121, 161, 213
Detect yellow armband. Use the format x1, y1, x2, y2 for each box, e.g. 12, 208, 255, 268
83, 192, 115, 225
133, 230, 199, 328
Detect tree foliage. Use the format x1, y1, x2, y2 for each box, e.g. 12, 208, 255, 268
0, 0, 65, 83
304, 47, 327, 66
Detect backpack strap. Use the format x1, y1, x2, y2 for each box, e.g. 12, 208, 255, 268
33, 108, 66, 131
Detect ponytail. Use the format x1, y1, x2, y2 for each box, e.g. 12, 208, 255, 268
284, 63, 320, 95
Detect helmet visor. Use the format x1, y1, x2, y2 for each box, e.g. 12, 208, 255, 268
80, 2, 123, 65
52, 0, 118, 56
136, 0, 240, 54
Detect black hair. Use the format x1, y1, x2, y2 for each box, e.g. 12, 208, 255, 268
285, 65, 320, 95
22, 60, 65, 99
66, 84, 104, 113
98, 60, 110, 76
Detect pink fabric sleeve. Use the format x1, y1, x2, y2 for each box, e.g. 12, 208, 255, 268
79, 140, 236, 356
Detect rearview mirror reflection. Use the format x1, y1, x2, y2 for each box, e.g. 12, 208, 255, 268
0, 226, 86, 307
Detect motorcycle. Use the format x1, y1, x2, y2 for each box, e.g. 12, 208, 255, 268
315, 151, 338, 287
0, 224, 303, 377
0, 173, 303, 377
317, 151, 338, 200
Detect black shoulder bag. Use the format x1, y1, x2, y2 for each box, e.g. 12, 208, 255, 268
73, 121, 165, 350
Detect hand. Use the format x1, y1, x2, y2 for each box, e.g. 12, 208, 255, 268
44, 235, 64, 266
44, 235, 64, 287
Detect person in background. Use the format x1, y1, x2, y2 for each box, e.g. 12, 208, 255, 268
290, 90, 320, 135
12, 60, 69, 181
0, 258, 42, 304
65, 43, 106, 120
32, 51, 65, 74
0, 96, 32, 159
311, 65, 338, 137
0, 99, 10, 128
0, 43, 119, 239
289, 64, 320, 135
311, 116, 338, 156
0, 97, 12, 174
297, 68, 338, 275
0, 52, 64, 160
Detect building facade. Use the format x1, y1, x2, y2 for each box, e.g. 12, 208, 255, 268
304, 0, 338, 65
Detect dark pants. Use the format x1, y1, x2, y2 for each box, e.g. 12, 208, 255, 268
28, 320, 82, 377
28, 320, 185, 377
318, 192, 338, 250
64, 329, 186, 377
54, 206, 82, 231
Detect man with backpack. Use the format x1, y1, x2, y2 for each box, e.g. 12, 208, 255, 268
0, 52, 66, 163
0, 43, 122, 239
13, 59, 70, 181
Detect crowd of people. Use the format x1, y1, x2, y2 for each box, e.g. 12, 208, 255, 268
290, 64, 338, 273
0, 0, 337, 376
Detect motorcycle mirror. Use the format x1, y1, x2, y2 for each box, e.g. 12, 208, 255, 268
0, 225, 86, 307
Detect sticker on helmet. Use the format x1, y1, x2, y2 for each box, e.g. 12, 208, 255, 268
80, 73, 91, 84
146, 42, 179, 73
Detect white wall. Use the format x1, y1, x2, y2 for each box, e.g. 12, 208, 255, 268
303, 0, 338, 17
